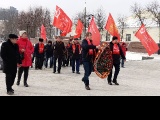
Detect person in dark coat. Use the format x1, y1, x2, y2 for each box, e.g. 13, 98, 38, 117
66, 40, 72, 67
121, 42, 127, 68
70, 38, 82, 74
1, 34, 21, 95
108, 36, 126, 86
44, 40, 53, 68
82, 32, 100, 90
53, 36, 65, 74
35, 38, 45, 70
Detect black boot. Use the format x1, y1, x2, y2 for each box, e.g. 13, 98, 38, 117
17, 80, 20, 86
24, 83, 29, 87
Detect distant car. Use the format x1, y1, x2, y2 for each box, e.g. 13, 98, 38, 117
0, 42, 4, 70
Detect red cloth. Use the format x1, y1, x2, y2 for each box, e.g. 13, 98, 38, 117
113, 44, 120, 55
135, 24, 159, 56
72, 44, 81, 54
87, 39, 94, 55
105, 13, 121, 41
121, 43, 127, 56
74, 19, 83, 38
39, 43, 45, 54
53, 6, 72, 36
41, 24, 47, 41
88, 17, 101, 46
17, 37, 34, 67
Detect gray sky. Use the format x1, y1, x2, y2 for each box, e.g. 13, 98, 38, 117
0, 0, 157, 19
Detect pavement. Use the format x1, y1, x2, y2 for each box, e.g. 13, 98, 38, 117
0, 59, 160, 96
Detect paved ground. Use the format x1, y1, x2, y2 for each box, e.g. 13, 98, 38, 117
0, 59, 160, 96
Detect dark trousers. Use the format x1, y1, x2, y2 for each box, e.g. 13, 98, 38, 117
6, 73, 16, 92
66, 56, 72, 66
18, 67, 29, 84
121, 59, 125, 67
72, 58, 80, 72
45, 57, 53, 68
82, 62, 93, 86
35, 57, 44, 69
108, 63, 120, 83
54, 56, 62, 72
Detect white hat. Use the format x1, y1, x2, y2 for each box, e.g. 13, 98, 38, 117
19, 30, 27, 37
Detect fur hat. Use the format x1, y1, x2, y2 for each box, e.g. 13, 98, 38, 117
19, 30, 27, 37
112, 36, 118, 41
9, 34, 18, 39
39, 38, 44, 42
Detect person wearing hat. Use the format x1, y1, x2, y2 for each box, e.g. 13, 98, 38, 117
44, 40, 53, 68
70, 38, 82, 74
107, 36, 126, 86
34, 38, 45, 70
1, 34, 21, 95
17, 31, 34, 87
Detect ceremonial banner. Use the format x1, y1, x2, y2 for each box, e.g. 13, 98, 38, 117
53, 6, 72, 36
88, 17, 101, 46
74, 19, 83, 38
105, 13, 120, 41
41, 24, 47, 41
135, 24, 159, 56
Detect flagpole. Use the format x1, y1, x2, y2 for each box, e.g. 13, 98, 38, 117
84, 0, 87, 34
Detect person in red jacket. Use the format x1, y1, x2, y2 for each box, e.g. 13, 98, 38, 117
121, 42, 127, 68
16, 31, 34, 87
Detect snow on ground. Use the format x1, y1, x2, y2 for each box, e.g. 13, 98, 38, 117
0, 52, 160, 96
126, 52, 160, 61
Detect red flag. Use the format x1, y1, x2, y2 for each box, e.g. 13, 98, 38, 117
105, 13, 120, 41
88, 17, 101, 46
53, 6, 72, 36
74, 19, 83, 38
41, 24, 47, 41
135, 24, 159, 56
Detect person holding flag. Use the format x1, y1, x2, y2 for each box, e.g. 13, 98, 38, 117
82, 32, 100, 90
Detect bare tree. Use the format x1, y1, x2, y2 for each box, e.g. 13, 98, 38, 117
94, 7, 106, 32
117, 15, 127, 40
18, 7, 53, 38
147, 1, 160, 25
147, 0, 160, 42
131, 3, 146, 26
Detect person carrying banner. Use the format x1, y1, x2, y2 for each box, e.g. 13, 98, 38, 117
82, 32, 100, 90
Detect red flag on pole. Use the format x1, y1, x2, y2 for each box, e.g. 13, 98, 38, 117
88, 17, 101, 46
135, 24, 159, 56
53, 6, 72, 36
105, 13, 121, 41
41, 24, 47, 41
74, 19, 83, 38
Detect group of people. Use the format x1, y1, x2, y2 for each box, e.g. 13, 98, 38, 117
32, 36, 82, 74
1, 30, 127, 95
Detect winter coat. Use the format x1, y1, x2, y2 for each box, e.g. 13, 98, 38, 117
70, 43, 81, 60
82, 39, 96, 62
17, 37, 34, 67
45, 44, 53, 58
53, 41, 65, 58
121, 43, 127, 56
34, 43, 45, 58
110, 42, 126, 64
1, 40, 21, 73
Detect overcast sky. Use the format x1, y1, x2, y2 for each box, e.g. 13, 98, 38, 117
0, 0, 157, 19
